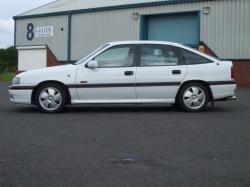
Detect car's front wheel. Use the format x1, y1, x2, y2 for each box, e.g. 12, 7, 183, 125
35, 83, 67, 113
178, 83, 209, 112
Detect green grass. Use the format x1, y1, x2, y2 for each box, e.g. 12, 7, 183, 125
0, 72, 15, 81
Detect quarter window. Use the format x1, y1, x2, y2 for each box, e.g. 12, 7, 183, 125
94, 45, 135, 67
178, 48, 212, 64
140, 45, 179, 66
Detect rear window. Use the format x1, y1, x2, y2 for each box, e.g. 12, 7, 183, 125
178, 48, 212, 65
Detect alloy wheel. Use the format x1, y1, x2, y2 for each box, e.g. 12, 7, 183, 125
183, 86, 206, 110
39, 87, 62, 111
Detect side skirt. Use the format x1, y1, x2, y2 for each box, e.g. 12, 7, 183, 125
71, 99, 176, 104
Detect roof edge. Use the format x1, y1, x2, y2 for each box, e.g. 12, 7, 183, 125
15, 0, 58, 18
13, 0, 210, 20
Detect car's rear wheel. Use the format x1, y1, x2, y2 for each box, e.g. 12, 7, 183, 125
178, 83, 209, 112
35, 83, 67, 113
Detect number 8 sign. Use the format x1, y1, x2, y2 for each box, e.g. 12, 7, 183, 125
27, 23, 34, 41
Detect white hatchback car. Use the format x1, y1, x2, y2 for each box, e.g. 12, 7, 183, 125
9, 41, 236, 113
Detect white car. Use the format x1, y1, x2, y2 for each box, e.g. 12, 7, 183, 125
9, 41, 236, 113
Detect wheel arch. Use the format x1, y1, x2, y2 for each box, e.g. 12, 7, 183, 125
176, 80, 213, 103
31, 80, 71, 105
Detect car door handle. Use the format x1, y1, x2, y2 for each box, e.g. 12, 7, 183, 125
172, 70, 181, 75
124, 71, 134, 76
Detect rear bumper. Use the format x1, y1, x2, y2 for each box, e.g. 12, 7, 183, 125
214, 95, 237, 101
211, 83, 237, 101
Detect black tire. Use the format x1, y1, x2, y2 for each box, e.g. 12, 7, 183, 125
171, 103, 179, 108
178, 82, 209, 112
35, 83, 68, 113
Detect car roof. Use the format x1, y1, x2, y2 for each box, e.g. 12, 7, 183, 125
107, 40, 218, 61
107, 40, 184, 47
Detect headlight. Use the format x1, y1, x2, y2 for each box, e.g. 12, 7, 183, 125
12, 77, 21, 85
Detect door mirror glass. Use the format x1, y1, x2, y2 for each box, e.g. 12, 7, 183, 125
87, 60, 98, 69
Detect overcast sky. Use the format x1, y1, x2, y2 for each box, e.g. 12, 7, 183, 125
0, 0, 55, 48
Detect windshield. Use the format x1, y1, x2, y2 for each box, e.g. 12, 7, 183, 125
74, 44, 109, 65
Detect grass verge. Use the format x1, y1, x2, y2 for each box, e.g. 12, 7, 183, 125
0, 72, 15, 82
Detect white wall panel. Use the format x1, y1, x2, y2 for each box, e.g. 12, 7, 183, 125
18, 49, 47, 71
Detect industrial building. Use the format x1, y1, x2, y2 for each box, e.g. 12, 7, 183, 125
14, 0, 250, 86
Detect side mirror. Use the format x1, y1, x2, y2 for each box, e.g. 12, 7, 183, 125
87, 60, 98, 69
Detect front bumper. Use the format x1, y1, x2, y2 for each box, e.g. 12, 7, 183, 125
9, 87, 32, 104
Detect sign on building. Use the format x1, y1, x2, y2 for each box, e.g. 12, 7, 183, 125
35, 26, 54, 38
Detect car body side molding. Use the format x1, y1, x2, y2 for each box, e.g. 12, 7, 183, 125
9, 81, 236, 90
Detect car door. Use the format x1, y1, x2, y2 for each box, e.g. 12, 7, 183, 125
76, 44, 137, 102
136, 44, 187, 101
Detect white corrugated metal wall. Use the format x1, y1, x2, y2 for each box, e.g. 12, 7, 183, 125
71, 0, 250, 60
16, 0, 250, 61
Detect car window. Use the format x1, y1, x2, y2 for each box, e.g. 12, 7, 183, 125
178, 48, 212, 64
75, 44, 109, 65
140, 45, 178, 66
94, 45, 135, 67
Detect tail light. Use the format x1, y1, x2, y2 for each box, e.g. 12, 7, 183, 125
231, 67, 235, 79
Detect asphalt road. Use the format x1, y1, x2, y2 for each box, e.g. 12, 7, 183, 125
0, 82, 250, 187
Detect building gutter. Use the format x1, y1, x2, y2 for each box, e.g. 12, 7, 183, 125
67, 13, 72, 64
14, 20, 16, 46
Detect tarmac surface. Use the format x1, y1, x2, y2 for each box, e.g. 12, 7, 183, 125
0, 82, 250, 187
